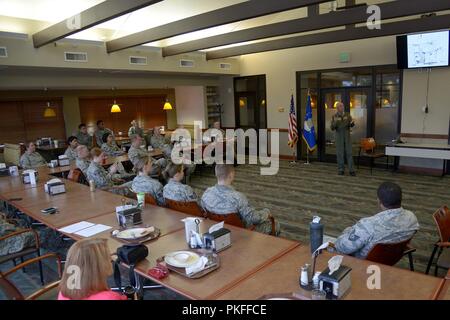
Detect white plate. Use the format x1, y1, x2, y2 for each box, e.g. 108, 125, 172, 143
164, 251, 200, 268
115, 227, 155, 240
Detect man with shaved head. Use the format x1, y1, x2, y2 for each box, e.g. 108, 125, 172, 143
331, 102, 356, 176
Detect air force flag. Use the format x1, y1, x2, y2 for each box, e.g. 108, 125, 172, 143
302, 93, 317, 151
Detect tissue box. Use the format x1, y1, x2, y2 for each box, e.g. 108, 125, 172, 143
207, 228, 231, 253
45, 181, 66, 195
318, 265, 352, 299
58, 156, 70, 167
0, 163, 9, 177
116, 205, 142, 227
22, 172, 39, 184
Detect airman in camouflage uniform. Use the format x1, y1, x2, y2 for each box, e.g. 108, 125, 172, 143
200, 164, 280, 236
64, 147, 78, 161
128, 120, 144, 138
86, 161, 114, 189
331, 102, 355, 175
0, 214, 36, 256
76, 123, 93, 147
76, 158, 90, 176
132, 175, 165, 206
101, 142, 124, 157
94, 120, 113, 147
128, 135, 167, 175
334, 182, 419, 259
150, 127, 173, 158
163, 179, 199, 203
64, 136, 79, 161
20, 142, 47, 169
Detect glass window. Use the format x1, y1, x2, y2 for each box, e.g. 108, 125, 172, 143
301, 72, 318, 89
375, 70, 401, 144
321, 72, 354, 88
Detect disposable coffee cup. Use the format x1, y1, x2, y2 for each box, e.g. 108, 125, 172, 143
137, 192, 145, 208
89, 180, 96, 192
53, 140, 58, 148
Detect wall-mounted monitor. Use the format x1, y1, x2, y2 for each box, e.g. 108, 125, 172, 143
397, 30, 450, 69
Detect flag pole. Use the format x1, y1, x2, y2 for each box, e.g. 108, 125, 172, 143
304, 149, 310, 165
290, 142, 297, 165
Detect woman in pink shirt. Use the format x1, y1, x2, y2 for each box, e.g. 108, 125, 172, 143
58, 238, 126, 300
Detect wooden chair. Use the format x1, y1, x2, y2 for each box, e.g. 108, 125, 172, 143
357, 138, 387, 175
3, 144, 22, 166
366, 236, 416, 271
0, 253, 62, 300
145, 194, 157, 206
165, 199, 206, 218
426, 206, 450, 276
205, 209, 277, 236
0, 227, 45, 285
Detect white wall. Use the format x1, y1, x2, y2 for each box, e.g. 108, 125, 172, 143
238, 35, 450, 167
239, 36, 397, 129
402, 68, 450, 135
174, 86, 206, 127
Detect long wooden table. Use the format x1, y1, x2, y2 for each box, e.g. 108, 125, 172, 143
0, 157, 446, 300
216, 246, 443, 300
0, 179, 126, 229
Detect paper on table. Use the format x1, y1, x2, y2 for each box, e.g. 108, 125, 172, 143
209, 221, 224, 234
185, 256, 208, 276
74, 224, 112, 237
58, 221, 95, 234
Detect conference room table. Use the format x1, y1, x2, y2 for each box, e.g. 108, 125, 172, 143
0, 161, 446, 300
0, 179, 126, 229
216, 246, 443, 300
435, 271, 450, 300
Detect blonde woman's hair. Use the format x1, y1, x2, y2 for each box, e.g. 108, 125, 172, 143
59, 238, 113, 299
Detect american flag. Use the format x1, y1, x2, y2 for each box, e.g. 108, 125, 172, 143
288, 95, 298, 148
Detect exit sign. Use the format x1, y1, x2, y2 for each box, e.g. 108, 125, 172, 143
339, 52, 351, 63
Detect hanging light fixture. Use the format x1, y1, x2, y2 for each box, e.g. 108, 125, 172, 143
43, 102, 56, 118
163, 98, 173, 110
111, 100, 121, 113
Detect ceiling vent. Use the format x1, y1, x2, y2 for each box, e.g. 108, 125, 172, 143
219, 63, 231, 70
129, 56, 148, 65
0, 47, 7, 58
64, 52, 88, 62
180, 59, 195, 68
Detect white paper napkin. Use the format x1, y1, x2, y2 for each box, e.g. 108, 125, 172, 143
185, 256, 208, 276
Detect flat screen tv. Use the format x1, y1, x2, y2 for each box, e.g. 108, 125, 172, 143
397, 30, 450, 69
